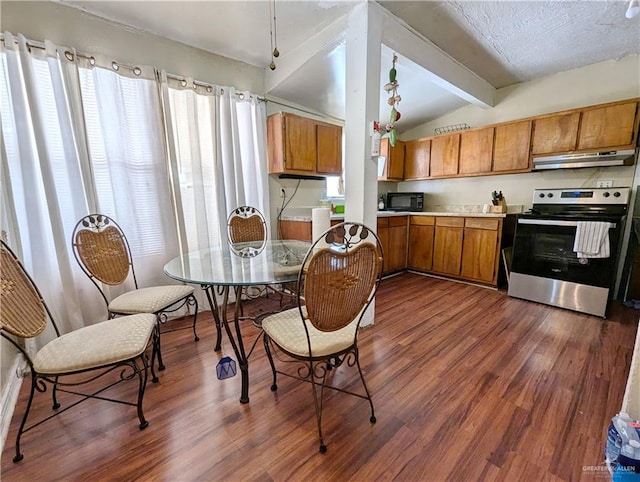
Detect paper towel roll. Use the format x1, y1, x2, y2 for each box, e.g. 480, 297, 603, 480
312, 207, 331, 243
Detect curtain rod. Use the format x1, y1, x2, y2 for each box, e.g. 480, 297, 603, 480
164, 72, 265, 101
1, 34, 95, 62
1, 33, 265, 101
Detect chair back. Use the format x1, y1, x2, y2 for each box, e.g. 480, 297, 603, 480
72, 214, 134, 288
0, 242, 49, 339
227, 206, 267, 244
300, 222, 383, 333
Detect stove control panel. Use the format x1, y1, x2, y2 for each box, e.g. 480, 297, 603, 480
532, 187, 629, 205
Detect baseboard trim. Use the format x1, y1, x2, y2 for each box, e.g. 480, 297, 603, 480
406, 270, 499, 291
1, 354, 25, 455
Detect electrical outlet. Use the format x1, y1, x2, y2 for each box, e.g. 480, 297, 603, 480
596, 180, 613, 188
279, 188, 286, 198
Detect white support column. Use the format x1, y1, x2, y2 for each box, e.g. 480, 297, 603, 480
344, 2, 382, 327
344, 1, 381, 229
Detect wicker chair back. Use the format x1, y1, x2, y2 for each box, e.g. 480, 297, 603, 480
304, 243, 380, 332
227, 206, 266, 244
73, 215, 131, 285
0, 243, 47, 338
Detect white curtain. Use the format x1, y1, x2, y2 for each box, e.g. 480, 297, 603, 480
1, 34, 270, 346
0, 36, 184, 346
215, 86, 270, 242
0, 33, 88, 347
78, 59, 182, 293
161, 73, 270, 253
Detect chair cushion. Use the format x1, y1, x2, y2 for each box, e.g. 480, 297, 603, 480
109, 285, 195, 314
33, 313, 157, 374
262, 307, 358, 358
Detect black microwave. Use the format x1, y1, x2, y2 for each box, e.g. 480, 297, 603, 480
385, 192, 424, 212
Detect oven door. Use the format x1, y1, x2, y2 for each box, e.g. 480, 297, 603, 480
511, 217, 619, 289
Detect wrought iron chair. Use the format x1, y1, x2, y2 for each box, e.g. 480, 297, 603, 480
72, 214, 198, 371
225, 206, 280, 323
0, 241, 158, 463
227, 205, 267, 245
262, 222, 383, 453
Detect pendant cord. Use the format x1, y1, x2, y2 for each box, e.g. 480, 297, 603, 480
268, 0, 277, 70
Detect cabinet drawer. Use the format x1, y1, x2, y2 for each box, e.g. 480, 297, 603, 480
410, 216, 435, 226
377, 218, 390, 229
435, 217, 464, 228
465, 218, 500, 230
389, 216, 408, 228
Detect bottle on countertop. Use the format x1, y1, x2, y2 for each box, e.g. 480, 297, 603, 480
378, 195, 385, 211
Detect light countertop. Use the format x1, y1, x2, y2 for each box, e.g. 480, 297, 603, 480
281, 210, 511, 222
279, 204, 523, 222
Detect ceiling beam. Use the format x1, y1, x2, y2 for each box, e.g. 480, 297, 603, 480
375, 2, 495, 109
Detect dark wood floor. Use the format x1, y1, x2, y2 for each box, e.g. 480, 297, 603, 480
2, 273, 638, 481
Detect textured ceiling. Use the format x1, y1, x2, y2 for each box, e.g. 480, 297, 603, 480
380, 0, 640, 88
56, 0, 640, 131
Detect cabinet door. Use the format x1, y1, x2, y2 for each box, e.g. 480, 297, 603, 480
493, 120, 532, 172
430, 134, 460, 177
284, 115, 317, 172
578, 102, 638, 150
378, 139, 405, 181
279, 220, 312, 241
461, 228, 499, 283
404, 138, 430, 180
531, 112, 580, 154
267, 113, 285, 173
377, 217, 390, 273
432, 218, 464, 275
408, 217, 434, 271
387, 217, 408, 272
459, 128, 494, 175
316, 123, 342, 174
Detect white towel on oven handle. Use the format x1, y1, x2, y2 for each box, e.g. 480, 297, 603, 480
573, 221, 611, 258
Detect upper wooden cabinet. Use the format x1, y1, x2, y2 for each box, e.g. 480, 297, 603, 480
459, 127, 494, 175
430, 134, 460, 178
492, 120, 532, 172
531, 100, 639, 155
316, 123, 343, 174
267, 112, 342, 176
578, 101, 638, 150
378, 138, 405, 181
404, 138, 431, 180
397, 98, 638, 181
531, 111, 580, 154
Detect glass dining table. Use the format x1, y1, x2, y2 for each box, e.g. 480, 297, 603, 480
164, 239, 311, 403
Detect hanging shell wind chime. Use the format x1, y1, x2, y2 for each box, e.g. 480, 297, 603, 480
382, 54, 401, 146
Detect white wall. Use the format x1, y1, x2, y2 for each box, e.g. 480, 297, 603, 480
398, 54, 640, 210
1, 1, 265, 93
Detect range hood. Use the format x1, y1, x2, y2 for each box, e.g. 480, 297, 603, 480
278, 173, 325, 181
532, 149, 637, 170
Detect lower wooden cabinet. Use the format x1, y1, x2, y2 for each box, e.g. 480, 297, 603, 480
460, 218, 502, 284
432, 217, 464, 276
411, 215, 503, 286
408, 216, 434, 271
378, 216, 407, 274
279, 219, 339, 241
281, 214, 503, 286
279, 220, 312, 241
